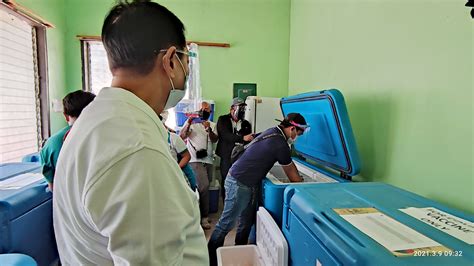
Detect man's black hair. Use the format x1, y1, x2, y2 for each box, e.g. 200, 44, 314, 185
62, 90, 96, 118
279, 113, 307, 130
102, 0, 186, 75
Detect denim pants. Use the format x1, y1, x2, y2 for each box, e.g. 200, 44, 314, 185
219, 158, 232, 201
189, 162, 213, 218
207, 175, 257, 266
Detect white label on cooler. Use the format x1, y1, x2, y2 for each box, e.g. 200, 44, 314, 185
0, 173, 43, 189
334, 208, 442, 252
400, 207, 474, 245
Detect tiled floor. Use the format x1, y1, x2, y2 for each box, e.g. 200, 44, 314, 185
203, 196, 237, 246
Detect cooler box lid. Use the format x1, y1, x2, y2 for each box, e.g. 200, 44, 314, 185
0, 163, 50, 221
284, 182, 473, 264
0, 163, 41, 181
280, 89, 360, 176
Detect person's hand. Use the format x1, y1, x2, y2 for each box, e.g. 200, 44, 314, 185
202, 121, 210, 129
187, 116, 195, 123
243, 134, 254, 142
298, 174, 304, 182
48, 182, 53, 192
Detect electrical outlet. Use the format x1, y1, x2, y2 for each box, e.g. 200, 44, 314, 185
51, 99, 63, 113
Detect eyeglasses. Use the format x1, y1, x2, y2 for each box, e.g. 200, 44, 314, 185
289, 121, 309, 135
158, 49, 197, 58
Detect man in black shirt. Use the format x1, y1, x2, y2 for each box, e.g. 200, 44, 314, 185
208, 113, 308, 265
216, 98, 253, 199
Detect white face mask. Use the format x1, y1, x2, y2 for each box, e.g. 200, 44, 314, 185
287, 128, 298, 145
287, 136, 297, 145
164, 89, 185, 110
164, 54, 188, 110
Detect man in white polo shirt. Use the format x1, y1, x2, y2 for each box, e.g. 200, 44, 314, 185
180, 101, 218, 229
52, 1, 208, 265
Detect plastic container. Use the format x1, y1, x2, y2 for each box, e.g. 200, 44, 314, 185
283, 182, 474, 266
0, 162, 42, 180
0, 254, 37, 266
0, 162, 59, 266
217, 207, 288, 266
217, 246, 261, 266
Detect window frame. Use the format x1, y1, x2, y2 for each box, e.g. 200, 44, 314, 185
81, 39, 113, 95
0, 4, 50, 156
80, 39, 92, 93
36, 20, 50, 141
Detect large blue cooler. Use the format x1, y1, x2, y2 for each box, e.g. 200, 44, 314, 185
282, 182, 474, 265
263, 89, 361, 226
0, 163, 59, 266
0, 253, 37, 266
0, 162, 41, 179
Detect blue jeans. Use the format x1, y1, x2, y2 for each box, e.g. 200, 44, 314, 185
207, 175, 257, 266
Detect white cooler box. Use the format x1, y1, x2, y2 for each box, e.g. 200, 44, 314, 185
217, 207, 288, 266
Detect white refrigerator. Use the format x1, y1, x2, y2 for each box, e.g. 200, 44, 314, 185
244, 96, 284, 134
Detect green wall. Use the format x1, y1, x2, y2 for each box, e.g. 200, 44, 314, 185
288, 0, 473, 213
15, 0, 473, 213
16, 0, 67, 133
17, 0, 291, 126
64, 0, 291, 116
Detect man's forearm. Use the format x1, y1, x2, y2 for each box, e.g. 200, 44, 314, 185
208, 129, 218, 143
180, 121, 191, 139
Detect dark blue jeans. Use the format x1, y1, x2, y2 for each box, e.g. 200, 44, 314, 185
207, 175, 257, 266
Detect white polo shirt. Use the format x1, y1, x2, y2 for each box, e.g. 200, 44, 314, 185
186, 121, 216, 164
53, 87, 208, 265
168, 131, 188, 162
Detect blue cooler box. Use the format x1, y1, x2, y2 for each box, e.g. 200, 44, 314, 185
0, 163, 59, 266
282, 182, 474, 266
263, 89, 361, 226
0, 253, 37, 266
0, 162, 41, 179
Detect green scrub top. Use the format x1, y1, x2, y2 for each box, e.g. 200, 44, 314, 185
40, 125, 71, 183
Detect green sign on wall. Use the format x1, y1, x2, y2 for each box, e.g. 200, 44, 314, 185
233, 83, 257, 101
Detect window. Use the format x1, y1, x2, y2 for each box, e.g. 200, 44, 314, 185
81, 41, 207, 131
81, 40, 112, 95
81, 40, 180, 129
0, 6, 49, 163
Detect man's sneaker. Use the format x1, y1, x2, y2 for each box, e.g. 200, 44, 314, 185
201, 217, 211, 230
